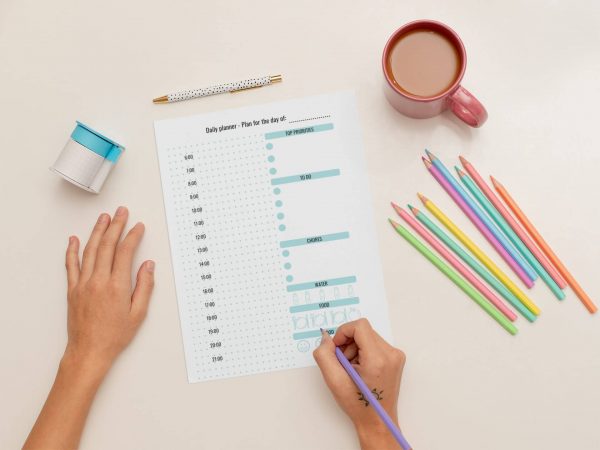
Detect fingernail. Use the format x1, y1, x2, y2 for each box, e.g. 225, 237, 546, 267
68, 236, 75, 244
146, 261, 155, 272
98, 213, 108, 224
115, 206, 126, 216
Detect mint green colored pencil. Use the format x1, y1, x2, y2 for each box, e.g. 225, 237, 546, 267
389, 218, 517, 335
456, 167, 565, 301
408, 204, 536, 322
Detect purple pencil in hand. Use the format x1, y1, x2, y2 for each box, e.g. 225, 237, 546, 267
323, 329, 412, 450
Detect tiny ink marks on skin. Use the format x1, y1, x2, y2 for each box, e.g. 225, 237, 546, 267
358, 388, 384, 407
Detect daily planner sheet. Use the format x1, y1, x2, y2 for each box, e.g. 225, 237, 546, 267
155, 91, 390, 382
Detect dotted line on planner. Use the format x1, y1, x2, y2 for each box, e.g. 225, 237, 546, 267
288, 115, 331, 124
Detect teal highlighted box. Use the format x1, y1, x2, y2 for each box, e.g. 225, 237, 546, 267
280, 231, 349, 248
293, 327, 337, 340
290, 297, 359, 313
265, 123, 334, 140
271, 169, 340, 186
287, 276, 357, 292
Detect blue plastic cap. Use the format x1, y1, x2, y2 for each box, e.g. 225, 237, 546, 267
70, 121, 125, 163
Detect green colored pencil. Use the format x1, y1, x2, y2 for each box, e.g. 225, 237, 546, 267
389, 218, 518, 335
408, 204, 536, 322
456, 167, 565, 300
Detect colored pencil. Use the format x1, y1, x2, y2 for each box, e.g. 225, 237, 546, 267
457, 167, 565, 301
492, 176, 597, 314
459, 156, 567, 289
393, 203, 517, 321
329, 334, 412, 450
389, 218, 518, 335
418, 193, 540, 316
409, 204, 536, 322
426, 150, 537, 283
422, 153, 535, 287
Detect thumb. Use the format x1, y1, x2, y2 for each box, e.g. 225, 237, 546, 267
313, 329, 348, 388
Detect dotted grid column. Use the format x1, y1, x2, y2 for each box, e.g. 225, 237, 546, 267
165, 133, 294, 381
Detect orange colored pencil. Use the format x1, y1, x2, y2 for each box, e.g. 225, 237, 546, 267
491, 176, 597, 314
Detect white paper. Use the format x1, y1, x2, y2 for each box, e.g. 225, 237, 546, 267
154, 91, 391, 382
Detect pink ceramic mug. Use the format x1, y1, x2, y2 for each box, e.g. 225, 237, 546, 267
382, 20, 488, 128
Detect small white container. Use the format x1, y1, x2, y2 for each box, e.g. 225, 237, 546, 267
50, 121, 125, 193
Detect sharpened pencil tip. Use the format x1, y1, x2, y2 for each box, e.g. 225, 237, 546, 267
421, 157, 432, 168
417, 192, 429, 204
455, 166, 466, 177
407, 204, 420, 214
490, 175, 502, 188
390, 202, 402, 214
459, 155, 469, 166
424, 149, 436, 160
388, 218, 400, 228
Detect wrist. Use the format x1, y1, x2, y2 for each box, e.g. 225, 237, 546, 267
355, 420, 403, 450
60, 347, 112, 387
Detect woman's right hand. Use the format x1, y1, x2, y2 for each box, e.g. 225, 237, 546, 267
313, 319, 406, 450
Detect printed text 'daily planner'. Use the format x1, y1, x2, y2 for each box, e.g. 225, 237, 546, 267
154, 91, 390, 382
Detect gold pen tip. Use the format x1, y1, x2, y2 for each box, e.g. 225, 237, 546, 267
270, 74, 283, 83
153, 95, 168, 104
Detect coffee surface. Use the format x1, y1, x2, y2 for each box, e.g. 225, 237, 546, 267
387, 29, 461, 98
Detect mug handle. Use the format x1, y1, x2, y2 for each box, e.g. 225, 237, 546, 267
448, 86, 488, 128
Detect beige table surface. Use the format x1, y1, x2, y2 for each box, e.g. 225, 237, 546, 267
1, 0, 599, 449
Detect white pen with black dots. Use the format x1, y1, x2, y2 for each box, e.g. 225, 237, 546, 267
153, 74, 282, 104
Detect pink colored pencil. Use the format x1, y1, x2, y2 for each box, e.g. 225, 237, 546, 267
393, 202, 517, 321
459, 156, 567, 289
423, 157, 534, 288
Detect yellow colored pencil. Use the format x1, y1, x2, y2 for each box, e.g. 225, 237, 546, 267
418, 193, 540, 316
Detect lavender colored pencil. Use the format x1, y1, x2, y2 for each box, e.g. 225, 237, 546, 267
332, 343, 412, 449
422, 154, 534, 288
